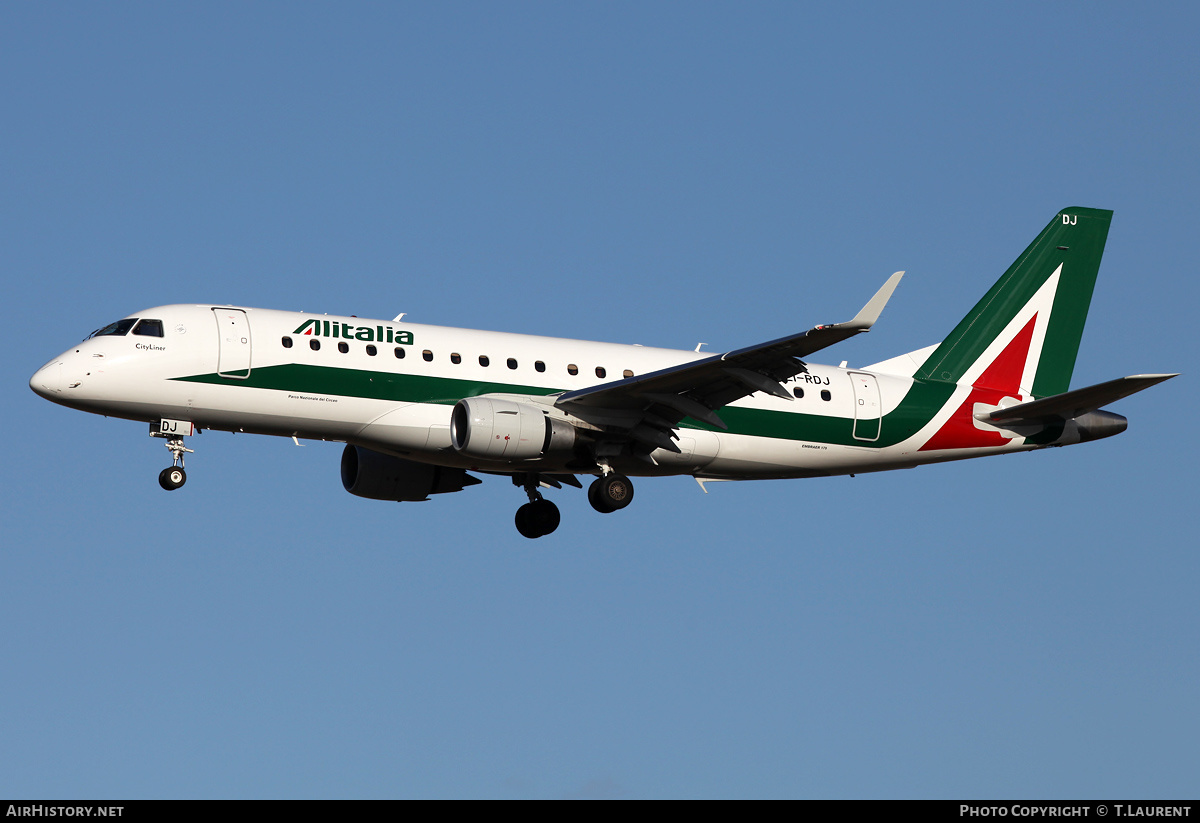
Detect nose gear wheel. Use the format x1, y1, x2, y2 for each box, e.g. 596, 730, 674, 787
159, 466, 187, 491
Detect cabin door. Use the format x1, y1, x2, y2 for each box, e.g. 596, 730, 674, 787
213, 308, 252, 378
850, 372, 881, 441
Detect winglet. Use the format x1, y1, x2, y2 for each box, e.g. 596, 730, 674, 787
846, 271, 904, 330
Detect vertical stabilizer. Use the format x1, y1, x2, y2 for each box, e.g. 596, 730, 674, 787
915, 208, 1112, 398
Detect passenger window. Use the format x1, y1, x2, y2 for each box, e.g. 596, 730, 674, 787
623, 369, 634, 378
821, 389, 832, 401
595, 367, 606, 378
507, 358, 518, 370
282, 337, 293, 348
366, 345, 377, 356
423, 350, 434, 362
567, 364, 579, 376
479, 355, 489, 367
451, 353, 462, 364
394, 347, 405, 359
310, 339, 321, 351
338, 342, 349, 354
133, 319, 164, 337
793, 387, 804, 398
535, 361, 546, 373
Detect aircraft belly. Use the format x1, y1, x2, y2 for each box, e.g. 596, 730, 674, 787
647, 429, 721, 470
700, 431, 908, 479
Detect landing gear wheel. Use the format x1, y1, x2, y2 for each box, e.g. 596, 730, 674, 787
154, 433, 193, 491
588, 474, 634, 513
158, 466, 187, 491
515, 499, 561, 538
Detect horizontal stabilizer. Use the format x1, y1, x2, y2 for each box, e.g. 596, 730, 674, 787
980, 373, 1178, 424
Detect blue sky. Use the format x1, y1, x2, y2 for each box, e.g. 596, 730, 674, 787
2, 3, 1196, 798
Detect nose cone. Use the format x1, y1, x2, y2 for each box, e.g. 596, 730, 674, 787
29, 360, 64, 400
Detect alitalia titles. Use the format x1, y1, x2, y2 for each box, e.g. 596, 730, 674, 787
293, 318, 414, 345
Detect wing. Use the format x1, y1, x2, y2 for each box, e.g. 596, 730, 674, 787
554, 272, 904, 456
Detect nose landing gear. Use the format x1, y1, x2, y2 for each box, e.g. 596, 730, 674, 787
151, 419, 195, 492
157, 436, 193, 491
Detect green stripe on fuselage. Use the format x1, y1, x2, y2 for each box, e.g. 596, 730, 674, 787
172, 363, 559, 405
172, 364, 955, 449
683, 378, 954, 447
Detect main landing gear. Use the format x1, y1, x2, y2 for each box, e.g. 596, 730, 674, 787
509, 470, 635, 538
508, 470, 638, 542
514, 475, 561, 539
588, 472, 634, 514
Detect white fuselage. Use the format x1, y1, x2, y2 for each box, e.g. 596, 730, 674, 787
30, 303, 1042, 481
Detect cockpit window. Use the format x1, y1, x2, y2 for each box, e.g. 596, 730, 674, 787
88, 319, 137, 339
132, 319, 164, 337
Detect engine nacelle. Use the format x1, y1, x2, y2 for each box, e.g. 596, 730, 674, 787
341, 445, 480, 501
450, 397, 575, 461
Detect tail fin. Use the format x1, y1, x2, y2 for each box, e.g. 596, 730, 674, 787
915, 207, 1112, 398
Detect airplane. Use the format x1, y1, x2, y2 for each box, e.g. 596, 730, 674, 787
29, 207, 1177, 538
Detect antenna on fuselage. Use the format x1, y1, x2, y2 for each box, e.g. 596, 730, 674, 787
393, 313, 406, 322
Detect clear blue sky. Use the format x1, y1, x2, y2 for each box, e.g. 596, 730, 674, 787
2, 2, 1196, 799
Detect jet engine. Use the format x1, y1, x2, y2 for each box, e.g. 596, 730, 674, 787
450, 397, 575, 460
341, 445, 480, 501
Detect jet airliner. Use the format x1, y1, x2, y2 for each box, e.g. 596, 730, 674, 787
29, 208, 1176, 537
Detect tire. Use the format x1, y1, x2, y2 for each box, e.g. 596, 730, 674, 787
587, 478, 610, 513
530, 499, 560, 536
515, 503, 541, 538
158, 467, 186, 491
588, 474, 633, 513
515, 500, 560, 538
